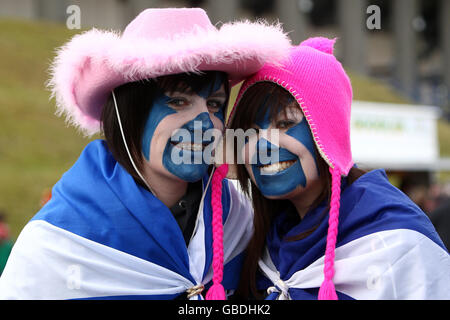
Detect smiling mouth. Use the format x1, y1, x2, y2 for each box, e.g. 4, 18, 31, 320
259, 160, 296, 174
171, 141, 207, 152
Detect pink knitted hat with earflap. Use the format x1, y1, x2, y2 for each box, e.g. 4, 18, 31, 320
228, 37, 354, 300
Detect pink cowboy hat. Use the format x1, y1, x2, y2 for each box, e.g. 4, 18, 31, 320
48, 7, 291, 136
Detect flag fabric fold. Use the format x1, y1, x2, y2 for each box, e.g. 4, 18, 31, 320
0, 140, 253, 300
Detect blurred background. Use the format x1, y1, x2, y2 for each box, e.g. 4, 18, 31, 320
0, 0, 449, 255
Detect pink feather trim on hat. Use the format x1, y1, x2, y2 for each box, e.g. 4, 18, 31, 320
47, 8, 292, 136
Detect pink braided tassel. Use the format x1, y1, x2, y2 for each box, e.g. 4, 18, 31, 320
205, 164, 229, 300
318, 166, 341, 300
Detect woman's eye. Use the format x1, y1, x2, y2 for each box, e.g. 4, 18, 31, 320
168, 98, 189, 107
207, 100, 224, 112
276, 120, 296, 129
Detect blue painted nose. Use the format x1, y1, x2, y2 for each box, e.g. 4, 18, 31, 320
184, 112, 214, 132
254, 138, 278, 166
254, 138, 298, 166
256, 138, 277, 156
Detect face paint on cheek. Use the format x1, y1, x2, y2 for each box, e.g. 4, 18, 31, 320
142, 90, 176, 161
249, 101, 318, 197
162, 112, 215, 182
213, 108, 225, 124
251, 138, 306, 196
250, 101, 305, 196
285, 117, 318, 172
253, 118, 318, 196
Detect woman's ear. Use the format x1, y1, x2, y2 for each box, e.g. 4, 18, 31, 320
214, 132, 238, 179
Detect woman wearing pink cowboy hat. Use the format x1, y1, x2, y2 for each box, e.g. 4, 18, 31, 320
0, 8, 290, 300
224, 37, 450, 300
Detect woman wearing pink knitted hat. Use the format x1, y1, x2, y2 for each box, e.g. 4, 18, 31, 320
225, 37, 450, 300
0, 8, 291, 300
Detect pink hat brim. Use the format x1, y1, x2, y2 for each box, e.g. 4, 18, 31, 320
48, 21, 291, 136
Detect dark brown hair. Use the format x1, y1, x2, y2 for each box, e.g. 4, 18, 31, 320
229, 82, 365, 299
100, 71, 229, 188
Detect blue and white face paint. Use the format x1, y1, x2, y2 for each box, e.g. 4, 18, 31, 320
141, 72, 227, 183
244, 96, 319, 198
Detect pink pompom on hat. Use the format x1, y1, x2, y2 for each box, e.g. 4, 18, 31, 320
48, 7, 291, 136
228, 37, 354, 300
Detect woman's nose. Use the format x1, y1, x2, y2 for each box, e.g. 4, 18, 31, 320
254, 137, 279, 165
256, 137, 278, 155
185, 112, 214, 132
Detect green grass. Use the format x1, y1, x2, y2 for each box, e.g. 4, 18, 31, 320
349, 73, 411, 104
0, 19, 95, 238
1, 18, 449, 239
438, 119, 450, 157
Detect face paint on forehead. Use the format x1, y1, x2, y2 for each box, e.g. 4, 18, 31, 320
255, 95, 272, 129
196, 72, 227, 124
196, 72, 226, 99
255, 93, 297, 127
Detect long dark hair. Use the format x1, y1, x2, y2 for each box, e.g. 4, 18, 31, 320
100, 71, 229, 188
229, 82, 365, 299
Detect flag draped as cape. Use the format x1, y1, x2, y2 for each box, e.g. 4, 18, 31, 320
258, 169, 450, 300
0, 140, 253, 299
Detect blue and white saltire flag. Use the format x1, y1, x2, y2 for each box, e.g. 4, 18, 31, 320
258, 169, 450, 300
0, 140, 253, 300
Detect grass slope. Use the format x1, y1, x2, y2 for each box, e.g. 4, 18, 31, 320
0, 19, 94, 238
